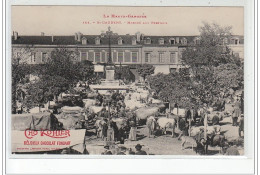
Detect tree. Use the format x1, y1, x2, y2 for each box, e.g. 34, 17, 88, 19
137, 64, 155, 81
147, 70, 194, 108
41, 48, 94, 100
12, 45, 35, 113
181, 22, 243, 105
182, 22, 237, 68
213, 63, 243, 91
115, 65, 135, 83
44, 47, 81, 83
76, 60, 94, 82
23, 75, 70, 110
21, 47, 95, 110
147, 22, 243, 108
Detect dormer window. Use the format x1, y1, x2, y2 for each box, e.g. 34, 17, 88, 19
144, 38, 151, 44
223, 38, 228, 45
132, 37, 136, 45
82, 37, 87, 45
194, 37, 200, 44
118, 37, 123, 45
95, 37, 100, 45
159, 38, 164, 45
169, 38, 175, 45
181, 38, 187, 45
231, 37, 239, 45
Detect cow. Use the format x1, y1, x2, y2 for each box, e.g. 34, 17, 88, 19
207, 125, 221, 136
157, 117, 176, 137
87, 92, 98, 99
146, 116, 157, 138
190, 125, 223, 154
206, 134, 226, 154
89, 106, 104, 114
82, 99, 96, 109
190, 125, 221, 137
135, 106, 159, 125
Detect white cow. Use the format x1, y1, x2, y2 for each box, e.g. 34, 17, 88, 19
135, 107, 159, 121
207, 125, 221, 136
89, 106, 103, 114
82, 99, 96, 108
190, 125, 221, 137
124, 99, 145, 110
157, 117, 176, 137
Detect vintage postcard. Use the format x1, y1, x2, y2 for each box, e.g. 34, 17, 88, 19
11, 6, 244, 156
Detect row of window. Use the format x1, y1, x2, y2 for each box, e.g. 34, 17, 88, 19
82, 37, 188, 46
145, 52, 178, 63
82, 37, 137, 45
144, 38, 188, 45
80, 51, 178, 63
82, 37, 241, 46
16, 51, 178, 64
29, 52, 48, 63
81, 51, 138, 63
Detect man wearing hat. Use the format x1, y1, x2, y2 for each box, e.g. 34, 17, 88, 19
117, 146, 127, 155
238, 114, 244, 137
135, 144, 147, 155
225, 142, 240, 155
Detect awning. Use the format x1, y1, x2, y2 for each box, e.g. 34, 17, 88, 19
94, 65, 104, 72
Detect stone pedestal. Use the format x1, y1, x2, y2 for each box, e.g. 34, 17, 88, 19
101, 65, 119, 86
106, 70, 115, 81
89, 64, 129, 94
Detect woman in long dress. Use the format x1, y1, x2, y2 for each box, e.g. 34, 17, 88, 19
128, 114, 137, 141
106, 120, 114, 141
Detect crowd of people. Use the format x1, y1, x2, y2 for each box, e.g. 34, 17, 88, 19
57, 83, 244, 155
101, 144, 147, 155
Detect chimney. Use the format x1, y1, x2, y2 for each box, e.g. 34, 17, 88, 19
41, 32, 45, 36
176, 37, 179, 43
75, 33, 78, 40
136, 32, 141, 42
141, 33, 144, 40
14, 31, 18, 40
77, 32, 82, 42
51, 35, 54, 42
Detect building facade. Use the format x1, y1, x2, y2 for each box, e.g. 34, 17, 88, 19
11, 29, 244, 78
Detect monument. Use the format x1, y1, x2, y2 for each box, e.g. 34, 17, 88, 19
89, 27, 128, 93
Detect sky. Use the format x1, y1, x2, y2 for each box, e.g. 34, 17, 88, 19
11, 6, 244, 36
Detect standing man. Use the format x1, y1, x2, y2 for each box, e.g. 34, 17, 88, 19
233, 99, 241, 126
106, 119, 115, 142
239, 114, 244, 137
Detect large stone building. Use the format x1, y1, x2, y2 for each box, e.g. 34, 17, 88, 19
11, 29, 244, 80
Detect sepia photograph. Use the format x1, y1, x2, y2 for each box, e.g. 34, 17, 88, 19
11, 6, 244, 156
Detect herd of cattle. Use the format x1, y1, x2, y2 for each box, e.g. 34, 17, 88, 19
50, 86, 239, 155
